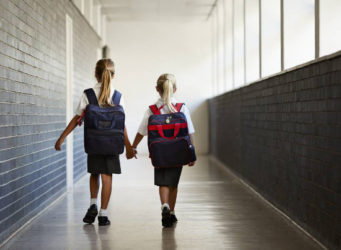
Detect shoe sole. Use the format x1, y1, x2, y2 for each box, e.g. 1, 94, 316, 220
98, 219, 111, 226
98, 222, 111, 226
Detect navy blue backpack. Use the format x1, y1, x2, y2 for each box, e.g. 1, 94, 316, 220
147, 103, 196, 168
83, 88, 125, 155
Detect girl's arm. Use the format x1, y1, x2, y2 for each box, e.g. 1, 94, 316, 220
124, 126, 137, 159
132, 109, 149, 157
132, 133, 144, 148
55, 115, 80, 151
132, 133, 144, 156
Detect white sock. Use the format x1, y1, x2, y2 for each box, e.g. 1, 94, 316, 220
90, 198, 97, 206
99, 209, 108, 217
170, 211, 175, 215
161, 203, 170, 211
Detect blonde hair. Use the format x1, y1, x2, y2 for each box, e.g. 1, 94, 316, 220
157, 73, 177, 113
95, 59, 115, 107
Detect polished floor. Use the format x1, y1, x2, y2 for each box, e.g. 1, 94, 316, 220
1, 156, 323, 250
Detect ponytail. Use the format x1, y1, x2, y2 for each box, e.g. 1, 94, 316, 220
98, 69, 112, 106
157, 73, 177, 113
95, 59, 115, 107
162, 79, 177, 113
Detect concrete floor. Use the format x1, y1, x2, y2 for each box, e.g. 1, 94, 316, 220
1, 156, 323, 250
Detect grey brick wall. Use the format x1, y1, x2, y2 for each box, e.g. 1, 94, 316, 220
0, 0, 100, 243
209, 55, 341, 250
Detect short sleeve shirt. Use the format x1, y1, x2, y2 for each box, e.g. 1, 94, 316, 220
75, 82, 125, 116
137, 97, 195, 136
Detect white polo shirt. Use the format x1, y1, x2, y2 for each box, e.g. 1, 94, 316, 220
137, 97, 195, 136
75, 82, 125, 116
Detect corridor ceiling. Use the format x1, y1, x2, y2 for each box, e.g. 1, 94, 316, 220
98, 0, 216, 21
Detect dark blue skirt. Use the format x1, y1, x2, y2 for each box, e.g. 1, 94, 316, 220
154, 167, 183, 187
87, 154, 121, 174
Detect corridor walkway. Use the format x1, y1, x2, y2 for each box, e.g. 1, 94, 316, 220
1, 156, 323, 250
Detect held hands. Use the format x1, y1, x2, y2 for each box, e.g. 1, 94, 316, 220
126, 146, 137, 159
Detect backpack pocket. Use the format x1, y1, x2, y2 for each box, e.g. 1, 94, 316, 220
85, 129, 124, 155
149, 138, 191, 168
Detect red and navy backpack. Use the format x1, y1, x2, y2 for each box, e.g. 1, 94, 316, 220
147, 103, 196, 168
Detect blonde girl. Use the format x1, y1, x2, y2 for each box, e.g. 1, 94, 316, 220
132, 73, 195, 227
55, 59, 135, 226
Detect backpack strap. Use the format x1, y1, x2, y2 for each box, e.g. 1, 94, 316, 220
149, 104, 161, 115
112, 90, 122, 105
175, 103, 184, 112
84, 88, 98, 106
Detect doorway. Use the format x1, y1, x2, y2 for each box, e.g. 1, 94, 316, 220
65, 14, 73, 189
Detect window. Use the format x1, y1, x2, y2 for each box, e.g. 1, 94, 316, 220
66, 14, 74, 189
320, 0, 341, 56
245, 0, 260, 83
212, 9, 218, 95
284, 0, 314, 68
261, 0, 281, 77
217, 0, 226, 93
224, 0, 234, 91
215, 8, 220, 95
211, 0, 341, 95
233, 0, 245, 87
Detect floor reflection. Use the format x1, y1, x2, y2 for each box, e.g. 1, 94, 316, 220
162, 224, 177, 250
83, 224, 98, 250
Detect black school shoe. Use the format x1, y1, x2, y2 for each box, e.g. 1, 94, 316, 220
98, 216, 111, 226
162, 207, 172, 227
83, 204, 98, 224
170, 214, 178, 224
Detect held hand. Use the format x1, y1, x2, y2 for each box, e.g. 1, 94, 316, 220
126, 146, 137, 159
188, 161, 196, 167
55, 138, 64, 151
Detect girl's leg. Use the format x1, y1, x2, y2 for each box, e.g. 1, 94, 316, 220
100, 173, 112, 209
169, 187, 178, 212
83, 174, 100, 224
90, 174, 100, 199
159, 186, 170, 204
159, 186, 172, 227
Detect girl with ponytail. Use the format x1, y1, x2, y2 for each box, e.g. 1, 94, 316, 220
55, 59, 136, 226
131, 73, 196, 227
